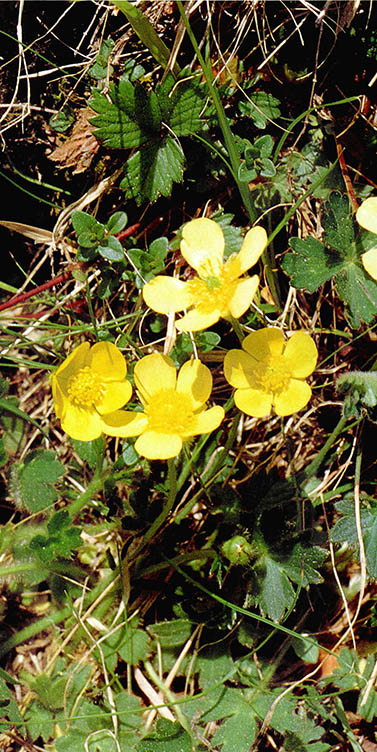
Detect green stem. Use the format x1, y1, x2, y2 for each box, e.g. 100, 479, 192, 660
136, 459, 178, 553
174, 413, 240, 525
68, 470, 109, 518
176, 1, 256, 223
299, 414, 348, 481
229, 315, 244, 344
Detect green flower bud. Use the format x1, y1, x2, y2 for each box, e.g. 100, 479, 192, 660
221, 535, 256, 565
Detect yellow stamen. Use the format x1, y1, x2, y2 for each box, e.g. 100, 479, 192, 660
251, 355, 291, 394
145, 389, 195, 433
67, 366, 105, 407
186, 270, 237, 315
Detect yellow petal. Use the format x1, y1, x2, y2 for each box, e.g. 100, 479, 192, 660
181, 218, 224, 276
362, 246, 377, 280
175, 307, 221, 332
273, 379, 312, 416
233, 226, 267, 275
135, 430, 183, 459
55, 342, 90, 393
135, 353, 176, 402
89, 341, 127, 381
228, 275, 259, 318
142, 276, 191, 314
356, 197, 377, 234
242, 328, 284, 362
283, 332, 317, 378
181, 405, 224, 437
224, 349, 255, 388
97, 380, 132, 414
234, 387, 273, 417
176, 359, 212, 409
51, 374, 64, 419
61, 404, 102, 441
101, 410, 148, 437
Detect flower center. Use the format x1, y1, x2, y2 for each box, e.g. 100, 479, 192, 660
145, 389, 195, 434
251, 355, 291, 394
186, 270, 237, 315
67, 366, 105, 407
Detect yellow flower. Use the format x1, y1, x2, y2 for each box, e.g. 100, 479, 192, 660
142, 217, 267, 332
223, 328, 317, 417
51, 341, 133, 441
105, 353, 224, 460
356, 197, 377, 279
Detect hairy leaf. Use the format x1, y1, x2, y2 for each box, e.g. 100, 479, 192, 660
10, 449, 65, 514
330, 497, 377, 577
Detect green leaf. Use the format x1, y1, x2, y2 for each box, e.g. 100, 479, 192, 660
89, 38, 114, 80
335, 262, 377, 328
168, 72, 206, 136
291, 634, 320, 664
71, 210, 102, 236
282, 237, 343, 293
148, 236, 169, 262
137, 718, 191, 752
9, 449, 65, 514
256, 556, 296, 622
121, 135, 184, 205
106, 211, 127, 234
98, 235, 125, 262
30, 510, 82, 563
49, 109, 75, 133
330, 497, 377, 577
24, 701, 54, 742
89, 79, 161, 149
239, 92, 281, 129
254, 134, 274, 158
0, 677, 24, 734
211, 695, 257, 752
282, 544, 326, 587
196, 646, 234, 689
148, 619, 192, 648
117, 624, 150, 666
71, 437, 105, 469
323, 192, 355, 253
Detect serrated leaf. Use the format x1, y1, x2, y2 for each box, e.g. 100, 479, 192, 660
282, 544, 326, 587
335, 262, 377, 327
257, 556, 296, 621
283, 237, 343, 293
118, 625, 150, 666
10, 449, 65, 514
71, 437, 105, 468
323, 192, 354, 252
239, 92, 281, 129
90, 80, 161, 149
197, 646, 234, 689
0, 677, 24, 733
24, 701, 54, 742
148, 619, 192, 647
211, 696, 257, 752
168, 73, 206, 136
121, 135, 184, 205
330, 497, 377, 577
30, 510, 82, 563
137, 718, 191, 752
